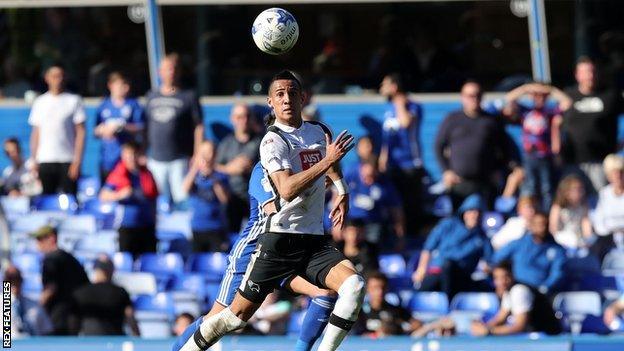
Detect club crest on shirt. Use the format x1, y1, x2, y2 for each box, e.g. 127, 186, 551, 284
299, 149, 322, 170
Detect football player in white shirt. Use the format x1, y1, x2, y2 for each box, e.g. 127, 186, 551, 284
181, 71, 364, 351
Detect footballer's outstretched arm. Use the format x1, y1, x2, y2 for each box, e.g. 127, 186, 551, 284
270, 131, 354, 202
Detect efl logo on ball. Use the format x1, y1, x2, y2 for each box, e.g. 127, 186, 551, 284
251, 8, 299, 55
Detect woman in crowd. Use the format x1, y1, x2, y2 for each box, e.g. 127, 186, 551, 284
549, 175, 593, 249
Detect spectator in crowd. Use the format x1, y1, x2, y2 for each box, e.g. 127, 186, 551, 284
70, 255, 140, 336
492, 212, 566, 294
28, 64, 86, 195
354, 271, 421, 336
562, 57, 624, 192
346, 159, 404, 248
435, 80, 521, 208
470, 261, 561, 336
378, 73, 425, 235
100, 142, 158, 259
337, 219, 379, 275
2, 137, 39, 196
490, 196, 538, 250
5, 265, 53, 337
549, 175, 593, 249
215, 103, 261, 232
173, 313, 195, 337
503, 82, 571, 210
32, 225, 89, 335
248, 292, 292, 335
591, 154, 624, 260
182, 140, 230, 252
343, 136, 377, 183
604, 293, 624, 332
94, 72, 144, 182
145, 53, 204, 206
412, 194, 492, 299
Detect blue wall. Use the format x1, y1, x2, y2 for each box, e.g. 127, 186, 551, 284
0, 101, 621, 182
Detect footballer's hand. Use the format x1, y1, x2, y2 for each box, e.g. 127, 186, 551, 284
325, 130, 354, 165
329, 194, 349, 230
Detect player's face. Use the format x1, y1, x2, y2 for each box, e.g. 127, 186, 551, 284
268, 79, 303, 124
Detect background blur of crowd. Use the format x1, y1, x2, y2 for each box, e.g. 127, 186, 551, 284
3, 0, 624, 342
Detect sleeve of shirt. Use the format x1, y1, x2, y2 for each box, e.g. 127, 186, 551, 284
542, 246, 566, 291
73, 97, 87, 124
28, 100, 41, 127
95, 102, 104, 126
242, 136, 261, 161
423, 219, 449, 251
492, 239, 517, 264
259, 133, 291, 174
509, 285, 534, 315
434, 114, 452, 171
41, 257, 57, 287
190, 92, 203, 125
131, 100, 145, 127
215, 138, 229, 165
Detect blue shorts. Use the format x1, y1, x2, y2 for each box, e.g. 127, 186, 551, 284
215, 233, 259, 306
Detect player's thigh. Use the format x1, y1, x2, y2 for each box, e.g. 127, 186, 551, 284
287, 275, 331, 297
304, 238, 355, 291
324, 259, 359, 293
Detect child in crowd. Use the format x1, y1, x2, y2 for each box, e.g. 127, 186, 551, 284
549, 175, 593, 249
182, 141, 230, 252
491, 195, 538, 250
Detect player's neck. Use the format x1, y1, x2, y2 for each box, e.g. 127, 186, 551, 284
276, 116, 303, 129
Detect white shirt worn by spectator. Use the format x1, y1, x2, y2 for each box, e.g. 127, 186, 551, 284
592, 184, 624, 236
491, 217, 527, 250
501, 284, 534, 317
28, 92, 86, 163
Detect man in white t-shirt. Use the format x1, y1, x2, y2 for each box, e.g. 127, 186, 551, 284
28, 65, 86, 195
179, 71, 365, 351
471, 261, 561, 336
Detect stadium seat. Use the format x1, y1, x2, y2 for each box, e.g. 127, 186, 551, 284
0, 196, 30, 219
157, 211, 192, 237
205, 281, 223, 307
450, 292, 499, 320
378, 254, 406, 278
74, 231, 118, 256
157, 195, 172, 214
408, 292, 449, 322
12, 252, 42, 274
136, 319, 172, 338
9, 231, 36, 255
553, 291, 602, 317
77, 176, 101, 202
186, 252, 228, 281
20, 273, 42, 300
481, 211, 504, 237
156, 231, 191, 257
111, 252, 134, 272
59, 214, 98, 235
113, 272, 158, 296
32, 194, 78, 213
602, 249, 624, 274
134, 293, 175, 317
138, 253, 184, 289
287, 310, 306, 336
56, 230, 84, 252
11, 212, 57, 233
79, 199, 117, 230
167, 273, 208, 301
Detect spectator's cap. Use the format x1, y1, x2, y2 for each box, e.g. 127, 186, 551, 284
29, 225, 56, 239
603, 153, 624, 174
93, 256, 115, 275
457, 194, 485, 214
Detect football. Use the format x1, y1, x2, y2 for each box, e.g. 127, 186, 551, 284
251, 8, 299, 55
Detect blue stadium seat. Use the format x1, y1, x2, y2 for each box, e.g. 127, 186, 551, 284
79, 199, 117, 230
32, 194, 78, 213
0, 196, 30, 219
579, 314, 610, 334
74, 231, 118, 255
9, 231, 37, 255
378, 254, 406, 278
12, 252, 42, 274
205, 281, 222, 307
167, 273, 208, 301
157, 195, 172, 214
157, 211, 192, 237
134, 292, 175, 318
113, 272, 158, 296
136, 319, 172, 338
186, 252, 228, 281
59, 214, 98, 235
481, 211, 505, 237
553, 291, 602, 317
111, 252, 134, 272
11, 212, 57, 233
432, 195, 452, 217
137, 253, 184, 286
602, 249, 624, 274
408, 292, 449, 321
287, 310, 306, 336
156, 231, 191, 257
450, 292, 499, 320
77, 176, 101, 202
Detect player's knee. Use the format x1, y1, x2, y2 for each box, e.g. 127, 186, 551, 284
338, 274, 366, 304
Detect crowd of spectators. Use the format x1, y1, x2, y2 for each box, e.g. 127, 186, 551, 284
4, 54, 624, 339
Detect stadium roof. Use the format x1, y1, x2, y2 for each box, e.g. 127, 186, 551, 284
0, 0, 472, 8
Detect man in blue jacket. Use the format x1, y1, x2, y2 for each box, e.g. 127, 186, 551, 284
412, 194, 492, 299
492, 212, 566, 294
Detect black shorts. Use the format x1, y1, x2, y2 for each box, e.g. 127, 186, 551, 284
238, 232, 345, 303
